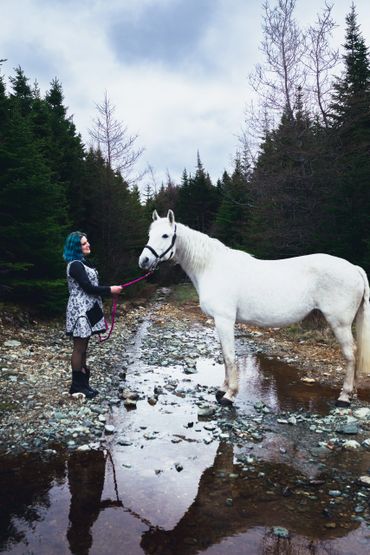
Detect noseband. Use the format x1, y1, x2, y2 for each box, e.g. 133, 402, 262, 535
143, 225, 177, 266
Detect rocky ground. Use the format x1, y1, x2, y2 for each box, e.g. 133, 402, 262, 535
0, 298, 147, 454
1, 285, 370, 545
1, 286, 370, 457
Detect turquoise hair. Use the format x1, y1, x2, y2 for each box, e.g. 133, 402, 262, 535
63, 231, 86, 262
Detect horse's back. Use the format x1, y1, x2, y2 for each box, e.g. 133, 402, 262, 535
201, 251, 365, 327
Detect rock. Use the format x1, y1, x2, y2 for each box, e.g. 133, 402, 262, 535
342, 440, 361, 450
120, 389, 139, 400
272, 527, 289, 538
104, 424, 116, 434
301, 377, 316, 384
336, 423, 359, 435
328, 490, 342, 497
124, 399, 137, 409
198, 406, 216, 418
225, 498, 233, 507
117, 438, 133, 446
147, 397, 157, 406
358, 475, 370, 487
353, 408, 370, 420
288, 416, 297, 425
183, 367, 197, 374
77, 444, 91, 451
4, 340, 21, 348
175, 462, 183, 472
361, 439, 370, 450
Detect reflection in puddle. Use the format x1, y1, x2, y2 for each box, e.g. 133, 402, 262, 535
1, 441, 370, 555
1, 317, 370, 554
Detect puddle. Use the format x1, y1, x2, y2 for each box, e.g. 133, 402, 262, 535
1, 308, 370, 554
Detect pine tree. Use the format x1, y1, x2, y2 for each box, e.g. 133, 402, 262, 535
328, 5, 370, 267
247, 89, 322, 258
176, 153, 220, 233
214, 156, 251, 249
0, 69, 69, 312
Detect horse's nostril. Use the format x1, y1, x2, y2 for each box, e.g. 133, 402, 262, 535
144, 257, 149, 265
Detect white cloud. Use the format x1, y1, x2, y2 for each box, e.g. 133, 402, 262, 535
1, 0, 370, 189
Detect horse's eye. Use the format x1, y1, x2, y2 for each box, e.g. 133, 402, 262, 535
162, 234, 169, 239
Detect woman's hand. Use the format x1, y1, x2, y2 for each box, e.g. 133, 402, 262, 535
110, 286, 123, 295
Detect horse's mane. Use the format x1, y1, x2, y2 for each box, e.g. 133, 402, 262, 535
176, 223, 228, 272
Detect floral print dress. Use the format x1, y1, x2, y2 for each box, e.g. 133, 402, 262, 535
66, 261, 107, 338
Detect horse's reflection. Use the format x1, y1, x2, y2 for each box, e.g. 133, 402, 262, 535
140, 442, 360, 555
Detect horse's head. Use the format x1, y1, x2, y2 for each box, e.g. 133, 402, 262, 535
139, 209, 177, 270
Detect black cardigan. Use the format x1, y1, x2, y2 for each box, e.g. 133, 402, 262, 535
69, 261, 111, 296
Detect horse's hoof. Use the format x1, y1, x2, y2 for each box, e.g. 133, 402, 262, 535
219, 397, 233, 408
335, 399, 351, 408
215, 390, 226, 402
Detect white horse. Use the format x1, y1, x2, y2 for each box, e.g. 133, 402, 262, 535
139, 210, 370, 407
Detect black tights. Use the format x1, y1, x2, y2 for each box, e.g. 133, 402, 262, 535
71, 337, 89, 373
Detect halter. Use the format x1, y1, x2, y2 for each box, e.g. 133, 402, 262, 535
143, 225, 177, 267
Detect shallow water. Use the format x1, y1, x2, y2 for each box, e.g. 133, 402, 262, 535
1, 311, 370, 555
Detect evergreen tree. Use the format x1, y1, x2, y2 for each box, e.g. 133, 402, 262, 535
328, 5, 370, 267
247, 89, 322, 258
176, 153, 220, 233
44, 79, 86, 227
0, 70, 69, 312
214, 155, 251, 249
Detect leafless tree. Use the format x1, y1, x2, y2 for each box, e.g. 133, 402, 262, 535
303, 2, 339, 127
249, 0, 306, 121
89, 91, 144, 185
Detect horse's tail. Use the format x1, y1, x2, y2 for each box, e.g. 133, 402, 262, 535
355, 266, 370, 377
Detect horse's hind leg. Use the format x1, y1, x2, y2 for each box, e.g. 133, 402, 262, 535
214, 316, 238, 406
329, 322, 356, 407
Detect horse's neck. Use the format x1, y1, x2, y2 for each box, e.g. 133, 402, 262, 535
175, 224, 224, 282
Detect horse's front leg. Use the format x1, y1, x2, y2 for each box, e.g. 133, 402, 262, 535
214, 316, 238, 407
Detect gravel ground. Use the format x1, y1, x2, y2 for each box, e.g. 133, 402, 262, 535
1, 287, 370, 456
0, 299, 147, 455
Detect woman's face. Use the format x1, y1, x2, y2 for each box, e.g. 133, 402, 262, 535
80, 236, 91, 256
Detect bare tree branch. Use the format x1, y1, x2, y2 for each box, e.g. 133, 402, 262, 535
89, 91, 145, 185
303, 2, 339, 127
249, 0, 306, 120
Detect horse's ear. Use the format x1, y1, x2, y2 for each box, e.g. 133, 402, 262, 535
167, 209, 175, 226
152, 210, 160, 221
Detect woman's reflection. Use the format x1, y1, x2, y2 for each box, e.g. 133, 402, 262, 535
67, 450, 106, 555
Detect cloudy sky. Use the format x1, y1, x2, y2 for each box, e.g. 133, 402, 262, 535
1, 0, 369, 189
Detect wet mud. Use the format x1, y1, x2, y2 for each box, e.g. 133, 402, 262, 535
1, 290, 370, 554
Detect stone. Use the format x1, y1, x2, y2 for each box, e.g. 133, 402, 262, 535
4, 340, 21, 348
104, 424, 116, 434
198, 406, 216, 418
342, 440, 361, 450
358, 476, 370, 487
77, 444, 91, 451
353, 408, 370, 420
301, 377, 316, 384
361, 439, 370, 450
328, 490, 342, 497
272, 527, 289, 538
337, 423, 359, 435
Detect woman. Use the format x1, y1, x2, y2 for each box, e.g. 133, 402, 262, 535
63, 231, 122, 398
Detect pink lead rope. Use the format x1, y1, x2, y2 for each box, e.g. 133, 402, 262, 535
98, 270, 154, 343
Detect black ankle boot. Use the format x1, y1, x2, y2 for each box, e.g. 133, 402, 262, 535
83, 367, 99, 395
69, 371, 98, 399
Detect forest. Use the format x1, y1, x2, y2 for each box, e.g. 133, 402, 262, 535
0, 2, 369, 314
